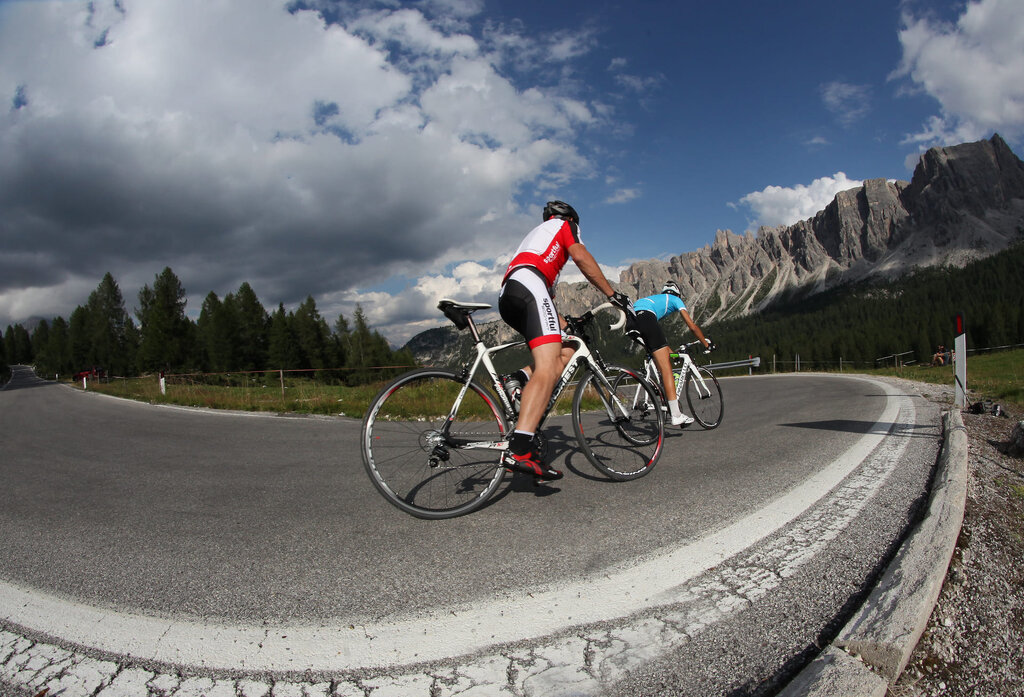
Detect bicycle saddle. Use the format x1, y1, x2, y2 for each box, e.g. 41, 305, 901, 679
438, 299, 491, 330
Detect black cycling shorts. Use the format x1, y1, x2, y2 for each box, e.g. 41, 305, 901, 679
626, 310, 669, 352
499, 268, 562, 349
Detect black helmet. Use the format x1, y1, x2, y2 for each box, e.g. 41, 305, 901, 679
661, 280, 681, 297
543, 200, 579, 224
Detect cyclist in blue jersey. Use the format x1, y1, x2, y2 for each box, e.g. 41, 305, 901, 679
627, 280, 713, 427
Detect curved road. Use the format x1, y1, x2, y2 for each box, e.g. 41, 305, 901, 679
0, 365, 941, 696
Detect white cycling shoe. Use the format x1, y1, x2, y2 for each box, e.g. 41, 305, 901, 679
671, 412, 694, 428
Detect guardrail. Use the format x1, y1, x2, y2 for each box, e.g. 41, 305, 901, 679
705, 356, 761, 372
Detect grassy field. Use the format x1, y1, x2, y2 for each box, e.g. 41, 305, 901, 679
82, 374, 385, 418
856, 348, 1023, 409
76, 348, 1024, 417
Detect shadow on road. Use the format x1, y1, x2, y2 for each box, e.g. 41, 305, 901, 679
781, 419, 934, 438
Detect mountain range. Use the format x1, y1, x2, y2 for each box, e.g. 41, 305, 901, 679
406, 134, 1024, 364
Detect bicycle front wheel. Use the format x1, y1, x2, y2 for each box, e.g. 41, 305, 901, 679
572, 366, 664, 481
610, 368, 662, 444
684, 366, 724, 429
361, 369, 509, 519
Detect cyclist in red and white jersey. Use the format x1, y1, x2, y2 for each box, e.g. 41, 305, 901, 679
498, 200, 633, 481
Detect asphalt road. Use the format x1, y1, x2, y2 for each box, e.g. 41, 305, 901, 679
0, 365, 942, 695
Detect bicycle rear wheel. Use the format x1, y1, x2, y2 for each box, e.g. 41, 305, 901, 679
572, 366, 664, 481
684, 366, 724, 429
361, 369, 509, 519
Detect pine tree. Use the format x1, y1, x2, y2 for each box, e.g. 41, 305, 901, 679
292, 296, 330, 370
68, 307, 91, 371
86, 272, 136, 375
136, 267, 192, 372
268, 303, 300, 370
6, 324, 33, 364
46, 317, 73, 376
233, 282, 269, 371
31, 320, 50, 366
29, 321, 50, 374
197, 291, 235, 371
333, 313, 351, 370
0, 328, 8, 376
346, 305, 395, 383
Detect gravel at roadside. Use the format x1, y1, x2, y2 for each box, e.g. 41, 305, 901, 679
890, 382, 1024, 697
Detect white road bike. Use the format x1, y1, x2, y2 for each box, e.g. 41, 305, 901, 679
620, 339, 724, 430
360, 299, 665, 519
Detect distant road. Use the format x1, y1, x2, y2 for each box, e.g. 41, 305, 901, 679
0, 364, 941, 695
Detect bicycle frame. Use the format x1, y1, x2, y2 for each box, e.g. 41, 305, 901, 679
442, 307, 632, 451
637, 341, 714, 404
669, 346, 715, 401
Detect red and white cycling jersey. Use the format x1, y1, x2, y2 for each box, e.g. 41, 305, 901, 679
502, 218, 582, 291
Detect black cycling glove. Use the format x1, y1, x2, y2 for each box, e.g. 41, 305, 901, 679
608, 291, 634, 315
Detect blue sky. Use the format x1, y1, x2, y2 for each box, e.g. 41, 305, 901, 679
1, 0, 1022, 344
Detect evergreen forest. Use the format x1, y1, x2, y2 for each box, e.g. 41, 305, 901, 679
1, 267, 415, 385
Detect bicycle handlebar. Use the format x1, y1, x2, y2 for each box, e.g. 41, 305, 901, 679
590, 302, 627, 330
678, 339, 715, 355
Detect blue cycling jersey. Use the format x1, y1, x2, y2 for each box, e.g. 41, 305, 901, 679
633, 293, 686, 320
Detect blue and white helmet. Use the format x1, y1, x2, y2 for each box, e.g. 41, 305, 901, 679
661, 280, 681, 297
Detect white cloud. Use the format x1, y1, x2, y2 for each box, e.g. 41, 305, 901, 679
0, 0, 611, 343
482, 21, 599, 75
607, 55, 663, 95
423, 0, 485, 21
820, 81, 871, 126
737, 173, 863, 231
893, 0, 1024, 148
348, 8, 480, 62
605, 188, 641, 204
420, 57, 594, 148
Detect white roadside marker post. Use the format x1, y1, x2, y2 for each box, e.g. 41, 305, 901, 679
954, 312, 967, 409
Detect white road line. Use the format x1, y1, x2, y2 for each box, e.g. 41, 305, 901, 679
1, 377, 905, 674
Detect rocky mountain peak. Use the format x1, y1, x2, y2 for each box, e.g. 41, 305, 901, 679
586, 134, 1024, 323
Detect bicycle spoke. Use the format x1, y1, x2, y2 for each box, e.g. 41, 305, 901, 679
574, 367, 663, 480
362, 370, 509, 518
684, 366, 724, 429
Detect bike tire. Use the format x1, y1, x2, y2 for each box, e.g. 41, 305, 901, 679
361, 369, 509, 519
572, 366, 664, 481
684, 366, 724, 429
610, 367, 663, 442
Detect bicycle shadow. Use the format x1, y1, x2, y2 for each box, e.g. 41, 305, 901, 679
780, 419, 935, 439
545, 423, 627, 483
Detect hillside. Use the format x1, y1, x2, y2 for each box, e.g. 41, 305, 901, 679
406, 135, 1024, 366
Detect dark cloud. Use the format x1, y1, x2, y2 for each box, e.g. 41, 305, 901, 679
0, 0, 600, 343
